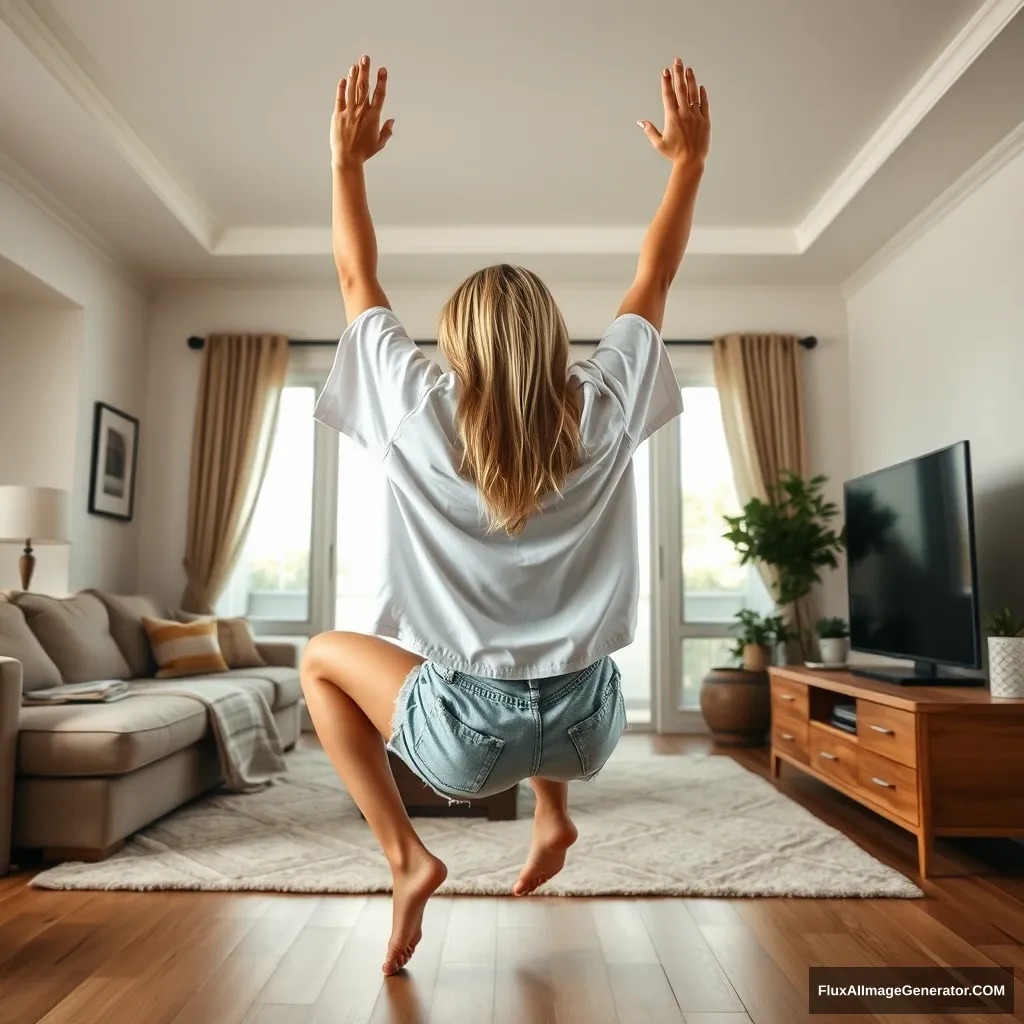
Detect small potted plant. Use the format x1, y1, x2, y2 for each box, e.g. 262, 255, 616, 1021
986, 609, 1024, 698
816, 617, 850, 667
699, 611, 789, 746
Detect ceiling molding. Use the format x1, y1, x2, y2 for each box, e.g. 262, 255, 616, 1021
841, 117, 1024, 297
0, 149, 128, 274
215, 225, 801, 258
795, 0, 1024, 250
2, 0, 1019, 268
0, 0, 219, 250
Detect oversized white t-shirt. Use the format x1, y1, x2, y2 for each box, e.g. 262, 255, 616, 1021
313, 306, 683, 679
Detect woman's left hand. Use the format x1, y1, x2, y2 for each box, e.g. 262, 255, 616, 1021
331, 54, 394, 169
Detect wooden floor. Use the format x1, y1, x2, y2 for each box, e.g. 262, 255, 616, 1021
3, 735, 1024, 1024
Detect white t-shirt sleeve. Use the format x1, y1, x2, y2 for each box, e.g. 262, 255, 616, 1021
583, 313, 684, 446
313, 306, 440, 458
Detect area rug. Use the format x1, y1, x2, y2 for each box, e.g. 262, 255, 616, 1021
31, 747, 921, 897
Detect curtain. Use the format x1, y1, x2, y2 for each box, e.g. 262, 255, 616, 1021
181, 334, 290, 613
713, 333, 813, 661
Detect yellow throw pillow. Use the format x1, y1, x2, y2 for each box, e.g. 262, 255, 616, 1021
142, 615, 229, 678
174, 612, 265, 669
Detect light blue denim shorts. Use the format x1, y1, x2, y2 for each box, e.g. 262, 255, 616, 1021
386, 657, 626, 801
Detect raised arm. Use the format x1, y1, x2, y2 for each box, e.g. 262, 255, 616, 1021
618, 59, 711, 332
330, 55, 395, 323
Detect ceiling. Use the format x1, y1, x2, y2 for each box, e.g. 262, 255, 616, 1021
1, 0, 1023, 289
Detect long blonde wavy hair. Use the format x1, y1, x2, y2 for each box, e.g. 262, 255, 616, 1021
438, 264, 581, 537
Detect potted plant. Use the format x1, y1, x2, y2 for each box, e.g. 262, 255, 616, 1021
987, 609, 1024, 698
816, 617, 850, 666
723, 472, 845, 661
699, 611, 789, 746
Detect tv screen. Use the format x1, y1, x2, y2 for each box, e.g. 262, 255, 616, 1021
844, 441, 980, 670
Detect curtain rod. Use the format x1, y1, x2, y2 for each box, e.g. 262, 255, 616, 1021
187, 335, 818, 351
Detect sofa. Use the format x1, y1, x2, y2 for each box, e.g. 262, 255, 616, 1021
0, 589, 302, 874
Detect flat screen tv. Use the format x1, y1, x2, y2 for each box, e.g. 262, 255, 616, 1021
844, 441, 982, 685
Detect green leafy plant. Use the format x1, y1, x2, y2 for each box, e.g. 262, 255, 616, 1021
816, 616, 849, 639
986, 609, 1024, 638
730, 610, 791, 663
723, 472, 845, 608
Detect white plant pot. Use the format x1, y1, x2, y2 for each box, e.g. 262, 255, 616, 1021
819, 637, 849, 666
988, 637, 1024, 698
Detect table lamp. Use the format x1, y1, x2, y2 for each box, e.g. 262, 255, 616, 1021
0, 486, 69, 591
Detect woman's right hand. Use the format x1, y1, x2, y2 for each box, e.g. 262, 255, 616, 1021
638, 59, 711, 167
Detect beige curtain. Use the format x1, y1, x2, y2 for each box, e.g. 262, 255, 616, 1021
713, 333, 813, 660
181, 334, 290, 613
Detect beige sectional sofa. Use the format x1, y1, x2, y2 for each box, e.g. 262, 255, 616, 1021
0, 589, 302, 874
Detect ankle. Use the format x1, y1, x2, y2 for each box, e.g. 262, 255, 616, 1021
385, 841, 431, 874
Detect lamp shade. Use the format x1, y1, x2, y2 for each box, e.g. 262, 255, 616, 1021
0, 486, 69, 543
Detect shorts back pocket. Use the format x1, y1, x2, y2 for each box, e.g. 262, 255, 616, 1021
568, 679, 626, 780
413, 696, 505, 796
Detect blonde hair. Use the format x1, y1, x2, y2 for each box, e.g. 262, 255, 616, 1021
438, 264, 580, 537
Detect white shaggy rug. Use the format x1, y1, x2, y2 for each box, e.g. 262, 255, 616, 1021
31, 747, 921, 897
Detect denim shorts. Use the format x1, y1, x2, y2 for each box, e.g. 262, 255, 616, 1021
386, 657, 626, 801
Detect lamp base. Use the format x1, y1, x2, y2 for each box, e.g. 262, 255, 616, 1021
18, 540, 35, 591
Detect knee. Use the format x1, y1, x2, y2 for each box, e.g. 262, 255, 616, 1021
300, 630, 358, 692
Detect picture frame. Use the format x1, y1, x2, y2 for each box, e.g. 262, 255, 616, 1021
88, 402, 140, 522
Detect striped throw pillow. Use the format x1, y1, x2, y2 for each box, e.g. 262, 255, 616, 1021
142, 615, 229, 678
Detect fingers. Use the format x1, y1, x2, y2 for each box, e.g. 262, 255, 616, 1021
371, 65, 387, 109
335, 78, 346, 113
377, 118, 395, 151
637, 120, 664, 151
671, 57, 687, 111
346, 63, 358, 107
684, 66, 698, 108
355, 53, 370, 105
660, 66, 675, 117
699, 84, 709, 118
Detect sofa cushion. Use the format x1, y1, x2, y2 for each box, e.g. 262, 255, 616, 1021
131, 666, 301, 710
86, 591, 166, 678
142, 616, 229, 678
17, 694, 208, 776
0, 601, 63, 691
175, 612, 265, 669
14, 592, 130, 685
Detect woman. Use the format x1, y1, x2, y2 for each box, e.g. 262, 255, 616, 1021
302, 53, 710, 975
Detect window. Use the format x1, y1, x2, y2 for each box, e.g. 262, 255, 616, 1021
219, 386, 317, 627
675, 386, 770, 709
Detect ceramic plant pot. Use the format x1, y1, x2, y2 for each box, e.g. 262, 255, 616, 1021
699, 666, 771, 746
988, 636, 1024, 698
819, 637, 849, 666
742, 643, 771, 673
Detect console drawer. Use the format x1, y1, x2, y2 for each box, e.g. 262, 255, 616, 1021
859, 748, 919, 824
772, 678, 809, 720
809, 724, 859, 789
858, 700, 917, 768
772, 713, 808, 764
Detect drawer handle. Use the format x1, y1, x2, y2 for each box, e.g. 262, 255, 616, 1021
870, 776, 894, 789
779, 694, 795, 702
870, 724, 895, 735
780, 733, 795, 741
819, 751, 838, 761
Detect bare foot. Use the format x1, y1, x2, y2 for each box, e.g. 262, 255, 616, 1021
382, 850, 447, 975
513, 806, 578, 896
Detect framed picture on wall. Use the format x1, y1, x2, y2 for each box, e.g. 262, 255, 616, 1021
88, 402, 140, 521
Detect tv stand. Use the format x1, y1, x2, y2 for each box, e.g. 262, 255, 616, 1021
770, 666, 1024, 878
850, 663, 985, 687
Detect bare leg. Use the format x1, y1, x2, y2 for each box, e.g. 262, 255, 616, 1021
301, 631, 447, 974
513, 778, 578, 896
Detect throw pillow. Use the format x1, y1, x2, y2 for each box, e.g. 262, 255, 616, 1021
142, 615, 229, 678
175, 613, 266, 669
0, 601, 63, 691
14, 592, 131, 684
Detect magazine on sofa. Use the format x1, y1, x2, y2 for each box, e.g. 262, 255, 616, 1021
22, 680, 131, 705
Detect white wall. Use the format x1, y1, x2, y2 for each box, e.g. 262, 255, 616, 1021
0, 304, 83, 593
0, 181, 150, 593
846, 143, 1024, 626
140, 282, 849, 609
